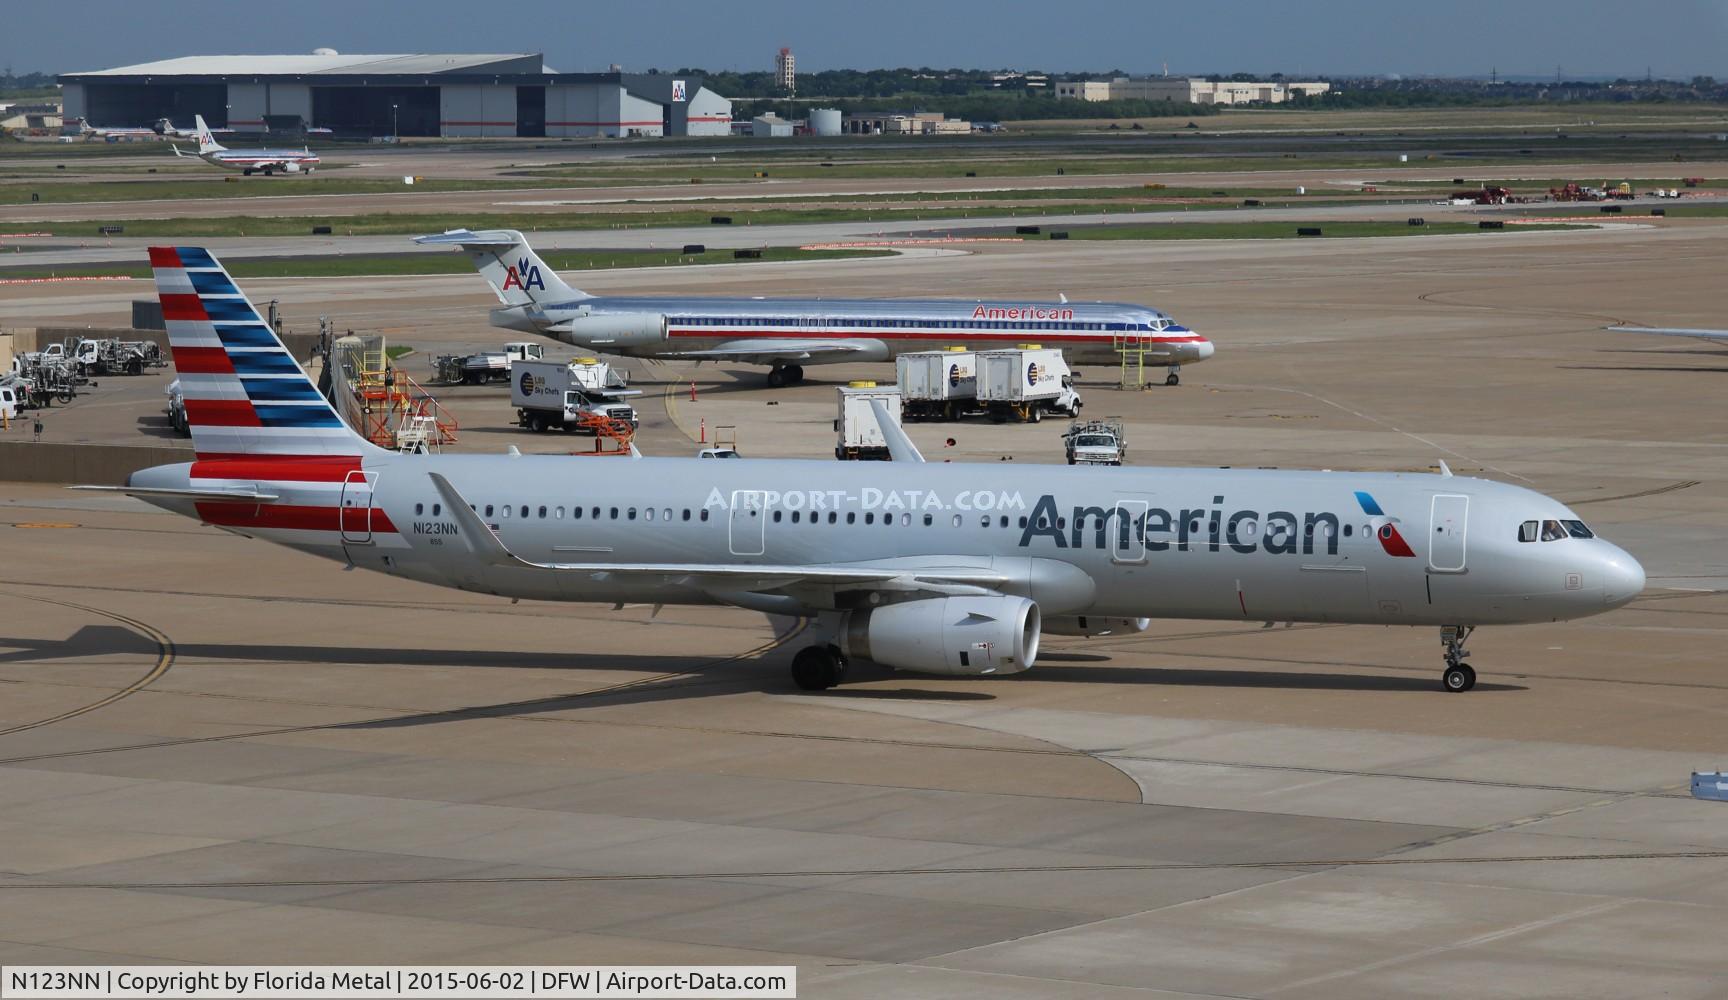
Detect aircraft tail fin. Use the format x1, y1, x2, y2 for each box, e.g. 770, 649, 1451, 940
414, 229, 586, 307
149, 245, 380, 460
192, 114, 226, 154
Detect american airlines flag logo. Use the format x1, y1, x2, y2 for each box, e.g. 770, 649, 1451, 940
671, 80, 687, 102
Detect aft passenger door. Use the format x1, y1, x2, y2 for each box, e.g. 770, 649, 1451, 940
339, 470, 378, 545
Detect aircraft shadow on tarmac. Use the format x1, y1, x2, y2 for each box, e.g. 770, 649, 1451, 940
1561, 364, 1728, 374
2, 626, 1525, 731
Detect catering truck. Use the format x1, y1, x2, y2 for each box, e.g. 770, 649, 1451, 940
976, 347, 1081, 423
834, 382, 903, 460
896, 349, 978, 421
511, 359, 640, 433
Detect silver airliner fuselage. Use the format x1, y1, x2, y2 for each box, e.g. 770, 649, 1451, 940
132, 456, 1642, 629
495, 295, 1213, 368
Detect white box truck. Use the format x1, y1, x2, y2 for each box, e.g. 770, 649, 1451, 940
512, 359, 641, 434
896, 349, 978, 421
835, 383, 903, 460
976, 347, 1082, 423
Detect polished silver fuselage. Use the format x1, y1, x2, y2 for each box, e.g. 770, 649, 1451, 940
503, 295, 1214, 367
135, 455, 1643, 628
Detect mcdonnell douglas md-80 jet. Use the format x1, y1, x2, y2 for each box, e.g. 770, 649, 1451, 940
97, 247, 1644, 693
416, 229, 1214, 387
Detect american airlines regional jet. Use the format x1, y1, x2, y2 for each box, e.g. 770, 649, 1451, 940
417, 229, 1214, 387
99, 247, 1645, 693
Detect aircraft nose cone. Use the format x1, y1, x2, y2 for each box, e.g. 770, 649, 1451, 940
1601, 545, 1646, 607
1190, 339, 1215, 361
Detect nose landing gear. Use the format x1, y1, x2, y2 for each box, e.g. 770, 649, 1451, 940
1165, 365, 1181, 386
1440, 625, 1476, 692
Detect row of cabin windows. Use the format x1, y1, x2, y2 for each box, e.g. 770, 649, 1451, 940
669, 316, 1149, 333
1518, 518, 1594, 542
407, 501, 1386, 541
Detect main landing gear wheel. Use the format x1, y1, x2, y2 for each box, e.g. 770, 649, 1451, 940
787, 364, 805, 383
1439, 625, 1477, 692
767, 367, 789, 388
790, 645, 847, 691
1443, 664, 1477, 693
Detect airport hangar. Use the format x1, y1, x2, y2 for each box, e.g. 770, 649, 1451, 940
56, 52, 733, 138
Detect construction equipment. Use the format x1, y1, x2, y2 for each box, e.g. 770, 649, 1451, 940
1449, 186, 1514, 205
1063, 419, 1126, 466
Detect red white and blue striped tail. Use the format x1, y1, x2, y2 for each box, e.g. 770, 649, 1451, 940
150, 246, 377, 461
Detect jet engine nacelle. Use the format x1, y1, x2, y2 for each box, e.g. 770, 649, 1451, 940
1041, 615, 1152, 637
842, 595, 1039, 676
559, 311, 667, 348
283, 161, 302, 174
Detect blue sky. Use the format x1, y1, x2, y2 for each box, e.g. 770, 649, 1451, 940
10, 0, 1726, 79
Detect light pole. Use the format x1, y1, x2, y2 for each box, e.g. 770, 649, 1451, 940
391, 103, 399, 141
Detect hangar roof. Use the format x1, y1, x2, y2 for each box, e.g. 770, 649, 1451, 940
67, 53, 552, 77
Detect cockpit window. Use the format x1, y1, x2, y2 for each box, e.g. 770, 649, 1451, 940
1562, 519, 1595, 539
1518, 520, 1539, 543
1541, 520, 1566, 542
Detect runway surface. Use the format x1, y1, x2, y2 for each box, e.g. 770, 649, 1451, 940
2, 211, 1727, 995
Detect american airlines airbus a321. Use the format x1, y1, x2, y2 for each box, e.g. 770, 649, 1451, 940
416, 229, 1214, 387
93, 247, 1645, 692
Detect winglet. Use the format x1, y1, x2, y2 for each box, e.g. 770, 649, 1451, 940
869, 399, 924, 463
1438, 460, 1453, 477
427, 472, 517, 568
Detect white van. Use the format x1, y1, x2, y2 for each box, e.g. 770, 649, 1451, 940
0, 381, 21, 421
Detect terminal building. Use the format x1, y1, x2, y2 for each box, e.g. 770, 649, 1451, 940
57, 52, 732, 138
1054, 77, 1330, 105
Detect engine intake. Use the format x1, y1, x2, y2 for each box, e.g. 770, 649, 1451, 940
843, 595, 1039, 676
1041, 615, 1151, 637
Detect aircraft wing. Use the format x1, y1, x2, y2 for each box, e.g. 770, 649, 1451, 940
427, 473, 1000, 595
659, 339, 878, 365
1608, 325, 1728, 342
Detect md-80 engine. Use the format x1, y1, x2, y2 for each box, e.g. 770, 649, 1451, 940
1041, 615, 1152, 637
558, 311, 667, 349
836, 595, 1040, 679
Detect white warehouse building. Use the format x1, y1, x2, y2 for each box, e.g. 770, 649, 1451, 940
58, 52, 732, 139
1054, 77, 1330, 106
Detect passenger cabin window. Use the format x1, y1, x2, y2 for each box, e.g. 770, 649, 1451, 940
415, 503, 424, 516
433, 504, 441, 516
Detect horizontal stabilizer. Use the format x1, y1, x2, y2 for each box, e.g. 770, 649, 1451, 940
413, 229, 524, 250
69, 485, 280, 503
